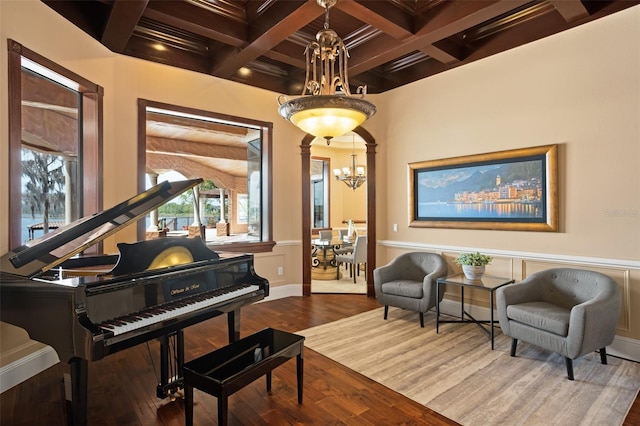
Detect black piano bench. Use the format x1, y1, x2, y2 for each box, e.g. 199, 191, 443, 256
183, 328, 305, 426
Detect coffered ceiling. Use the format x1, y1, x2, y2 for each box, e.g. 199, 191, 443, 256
42, 0, 638, 95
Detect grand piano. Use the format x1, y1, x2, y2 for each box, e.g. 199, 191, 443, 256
0, 178, 269, 425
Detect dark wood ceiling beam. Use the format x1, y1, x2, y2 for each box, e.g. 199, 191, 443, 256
124, 36, 211, 74
415, 0, 525, 37
231, 69, 298, 95
262, 44, 308, 69
101, 0, 148, 52
419, 39, 464, 64
347, 0, 530, 75
550, 0, 590, 22
465, 5, 582, 63
210, 0, 322, 79
336, 1, 464, 65
42, 0, 108, 40
335, 0, 414, 40
347, 71, 386, 94
376, 57, 449, 92
143, 1, 247, 47
146, 137, 247, 161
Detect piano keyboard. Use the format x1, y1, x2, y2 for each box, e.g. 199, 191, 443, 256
99, 284, 259, 336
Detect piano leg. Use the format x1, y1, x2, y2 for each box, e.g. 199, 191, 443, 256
227, 309, 240, 343
64, 357, 88, 426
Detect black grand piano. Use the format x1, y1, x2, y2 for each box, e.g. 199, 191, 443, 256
0, 179, 269, 425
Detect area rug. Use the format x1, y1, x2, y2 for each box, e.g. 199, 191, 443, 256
298, 308, 640, 426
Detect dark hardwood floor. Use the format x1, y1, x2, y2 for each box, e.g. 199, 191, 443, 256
1, 294, 638, 425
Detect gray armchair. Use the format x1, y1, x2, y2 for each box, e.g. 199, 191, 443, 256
496, 268, 621, 380
373, 252, 448, 327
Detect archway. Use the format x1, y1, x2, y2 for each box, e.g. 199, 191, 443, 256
301, 127, 377, 297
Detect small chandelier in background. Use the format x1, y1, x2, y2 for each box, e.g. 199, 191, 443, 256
334, 134, 366, 191
277, 0, 376, 144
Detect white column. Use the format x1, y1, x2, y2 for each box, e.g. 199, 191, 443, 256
199, 193, 206, 225
148, 173, 159, 230
192, 186, 201, 226
218, 188, 226, 224
63, 157, 78, 225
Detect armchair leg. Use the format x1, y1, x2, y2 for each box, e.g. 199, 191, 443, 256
510, 338, 518, 357
565, 357, 574, 381
383, 306, 389, 320
419, 312, 424, 328
600, 347, 608, 365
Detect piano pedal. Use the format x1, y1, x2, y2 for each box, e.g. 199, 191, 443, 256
156, 380, 184, 400
170, 390, 184, 401
167, 387, 184, 402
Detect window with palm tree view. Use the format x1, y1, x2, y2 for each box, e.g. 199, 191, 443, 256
139, 100, 274, 253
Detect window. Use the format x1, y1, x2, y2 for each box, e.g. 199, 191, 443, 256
311, 157, 330, 230
137, 100, 274, 253
7, 39, 102, 250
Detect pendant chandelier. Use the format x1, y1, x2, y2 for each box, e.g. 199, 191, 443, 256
277, 0, 376, 144
334, 135, 366, 191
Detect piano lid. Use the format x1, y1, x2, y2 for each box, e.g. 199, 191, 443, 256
1, 178, 203, 278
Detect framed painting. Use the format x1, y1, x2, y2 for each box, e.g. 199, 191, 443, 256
409, 144, 558, 231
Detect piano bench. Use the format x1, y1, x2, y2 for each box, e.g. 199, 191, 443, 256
183, 328, 304, 426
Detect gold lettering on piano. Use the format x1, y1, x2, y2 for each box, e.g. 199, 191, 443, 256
170, 283, 201, 296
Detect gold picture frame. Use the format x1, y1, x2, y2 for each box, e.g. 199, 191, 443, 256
409, 144, 558, 231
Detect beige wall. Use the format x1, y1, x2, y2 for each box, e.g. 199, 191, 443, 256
1, 2, 638, 351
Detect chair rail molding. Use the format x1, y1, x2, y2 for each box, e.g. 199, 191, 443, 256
378, 240, 640, 270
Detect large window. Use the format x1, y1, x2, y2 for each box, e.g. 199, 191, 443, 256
137, 100, 274, 253
7, 40, 102, 250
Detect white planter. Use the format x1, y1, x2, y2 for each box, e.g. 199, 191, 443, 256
462, 265, 485, 280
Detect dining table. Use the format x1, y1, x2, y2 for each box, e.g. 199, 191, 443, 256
311, 238, 343, 270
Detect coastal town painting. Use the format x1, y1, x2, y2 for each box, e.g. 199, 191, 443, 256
409, 145, 558, 231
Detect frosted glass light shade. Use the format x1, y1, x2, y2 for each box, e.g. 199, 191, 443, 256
278, 95, 376, 142
290, 107, 366, 140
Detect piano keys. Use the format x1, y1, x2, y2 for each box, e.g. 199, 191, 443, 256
0, 179, 269, 426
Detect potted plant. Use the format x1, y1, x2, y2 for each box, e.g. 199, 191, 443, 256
455, 252, 493, 280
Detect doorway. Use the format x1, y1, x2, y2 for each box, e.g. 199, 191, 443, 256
301, 128, 377, 297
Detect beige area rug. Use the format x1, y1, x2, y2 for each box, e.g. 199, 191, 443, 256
298, 308, 640, 426
311, 271, 367, 294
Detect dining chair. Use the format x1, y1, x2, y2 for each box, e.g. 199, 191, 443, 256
318, 230, 333, 241
336, 236, 367, 283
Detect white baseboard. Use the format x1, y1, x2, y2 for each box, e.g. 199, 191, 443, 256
609, 336, 640, 362
262, 283, 302, 302
437, 299, 640, 362
0, 345, 59, 393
